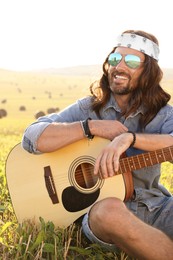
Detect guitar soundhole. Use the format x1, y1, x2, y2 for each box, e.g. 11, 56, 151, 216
75, 163, 98, 189
69, 156, 104, 194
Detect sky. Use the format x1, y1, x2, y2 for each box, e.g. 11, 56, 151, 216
0, 0, 173, 71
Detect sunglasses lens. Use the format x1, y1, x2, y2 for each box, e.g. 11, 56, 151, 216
108, 53, 122, 66
125, 55, 141, 69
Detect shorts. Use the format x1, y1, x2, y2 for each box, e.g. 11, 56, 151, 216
82, 213, 117, 251
82, 196, 173, 249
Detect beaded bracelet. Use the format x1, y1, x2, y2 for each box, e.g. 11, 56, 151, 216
127, 131, 136, 147
80, 118, 94, 140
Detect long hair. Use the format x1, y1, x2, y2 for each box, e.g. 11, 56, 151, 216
90, 30, 171, 128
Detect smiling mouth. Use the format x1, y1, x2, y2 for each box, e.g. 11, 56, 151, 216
113, 73, 129, 80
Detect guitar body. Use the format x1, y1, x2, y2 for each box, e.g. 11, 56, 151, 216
6, 137, 132, 228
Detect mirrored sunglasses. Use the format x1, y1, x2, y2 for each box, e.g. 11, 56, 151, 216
108, 52, 144, 69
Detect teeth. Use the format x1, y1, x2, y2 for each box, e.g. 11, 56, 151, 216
115, 75, 127, 79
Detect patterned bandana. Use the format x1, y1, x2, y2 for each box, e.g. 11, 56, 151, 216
115, 33, 159, 61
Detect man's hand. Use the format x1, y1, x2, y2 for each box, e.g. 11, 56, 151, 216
94, 132, 133, 178
89, 120, 128, 140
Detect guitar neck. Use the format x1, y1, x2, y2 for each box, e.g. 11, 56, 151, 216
119, 146, 173, 174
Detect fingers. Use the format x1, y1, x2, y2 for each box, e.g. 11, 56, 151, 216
94, 153, 102, 176
94, 133, 129, 179
94, 149, 120, 179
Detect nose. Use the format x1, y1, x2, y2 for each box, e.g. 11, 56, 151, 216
115, 57, 127, 69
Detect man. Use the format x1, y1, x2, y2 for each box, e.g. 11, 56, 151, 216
22, 30, 173, 259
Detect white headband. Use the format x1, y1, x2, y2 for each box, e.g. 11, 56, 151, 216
115, 33, 159, 61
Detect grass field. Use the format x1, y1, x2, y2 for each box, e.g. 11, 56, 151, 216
0, 68, 173, 259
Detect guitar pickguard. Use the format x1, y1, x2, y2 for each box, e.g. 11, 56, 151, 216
62, 186, 100, 212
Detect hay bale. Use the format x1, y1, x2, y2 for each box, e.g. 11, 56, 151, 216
19, 106, 26, 111
0, 109, 7, 118
34, 110, 45, 119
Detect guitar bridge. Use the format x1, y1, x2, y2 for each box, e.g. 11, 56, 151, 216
44, 166, 59, 204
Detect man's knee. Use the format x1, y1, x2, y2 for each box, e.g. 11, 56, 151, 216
89, 197, 126, 228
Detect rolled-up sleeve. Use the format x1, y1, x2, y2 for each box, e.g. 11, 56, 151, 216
22, 121, 50, 154
21, 96, 94, 153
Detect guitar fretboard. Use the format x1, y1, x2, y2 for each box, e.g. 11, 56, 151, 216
119, 146, 173, 174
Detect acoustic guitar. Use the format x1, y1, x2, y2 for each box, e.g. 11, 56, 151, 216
5, 137, 173, 228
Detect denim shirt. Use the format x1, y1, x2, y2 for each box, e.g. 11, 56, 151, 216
22, 94, 173, 212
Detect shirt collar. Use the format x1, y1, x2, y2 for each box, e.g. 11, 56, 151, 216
103, 93, 145, 116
